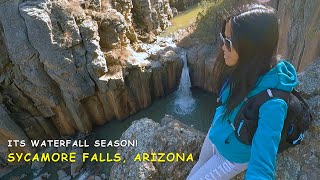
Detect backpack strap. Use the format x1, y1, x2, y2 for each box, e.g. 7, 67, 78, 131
234, 88, 290, 122
232, 89, 290, 145
257, 88, 289, 105
234, 88, 312, 148
291, 88, 311, 110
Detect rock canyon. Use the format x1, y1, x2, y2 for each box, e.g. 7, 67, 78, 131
0, 0, 319, 179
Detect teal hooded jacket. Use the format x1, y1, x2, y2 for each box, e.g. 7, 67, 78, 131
208, 60, 298, 179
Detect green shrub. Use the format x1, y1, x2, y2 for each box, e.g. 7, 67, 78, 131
194, 0, 252, 43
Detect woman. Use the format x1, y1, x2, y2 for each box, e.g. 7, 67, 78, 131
187, 4, 298, 180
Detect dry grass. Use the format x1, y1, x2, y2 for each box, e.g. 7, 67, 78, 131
160, 4, 204, 37
54, 0, 86, 20
101, 0, 112, 12
61, 31, 73, 47
104, 47, 133, 70
68, 0, 86, 18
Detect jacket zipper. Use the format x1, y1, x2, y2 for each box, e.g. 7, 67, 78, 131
227, 119, 236, 130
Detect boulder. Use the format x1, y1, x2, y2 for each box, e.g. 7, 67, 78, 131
70, 148, 84, 177
110, 115, 205, 179
33, 172, 50, 180
57, 169, 68, 180
31, 160, 46, 176
100, 173, 107, 179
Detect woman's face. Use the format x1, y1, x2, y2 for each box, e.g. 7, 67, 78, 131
222, 20, 239, 66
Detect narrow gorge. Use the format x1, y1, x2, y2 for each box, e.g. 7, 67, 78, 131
0, 0, 319, 179
0, 0, 183, 148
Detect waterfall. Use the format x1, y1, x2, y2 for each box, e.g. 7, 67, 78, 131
138, 36, 196, 115
173, 50, 196, 115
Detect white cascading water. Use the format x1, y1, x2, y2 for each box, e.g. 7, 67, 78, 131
173, 50, 196, 115
130, 36, 196, 115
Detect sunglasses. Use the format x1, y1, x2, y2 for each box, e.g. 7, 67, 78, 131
219, 33, 233, 51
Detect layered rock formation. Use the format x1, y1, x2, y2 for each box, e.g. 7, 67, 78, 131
109, 58, 320, 179
275, 0, 320, 71
187, 43, 217, 92
111, 0, 139, 43
0, 0, 183, 166
111, 0, 173, 42
130, 0, 173, 34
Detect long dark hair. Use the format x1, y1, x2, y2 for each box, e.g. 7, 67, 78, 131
212, 4, 280, 118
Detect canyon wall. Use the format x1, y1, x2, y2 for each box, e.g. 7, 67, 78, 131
275, 0, 320, 72
0, 0, 182, 165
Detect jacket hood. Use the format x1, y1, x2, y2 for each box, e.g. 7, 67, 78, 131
247, 60, 298, 97
220, 60, 298, 103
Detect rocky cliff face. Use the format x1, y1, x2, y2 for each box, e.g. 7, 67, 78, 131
0, 0, 182, 165
109, 58, 320, 179
275, 0, 320, 72
131, 0, 173, 34
187, 43, 217, 92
